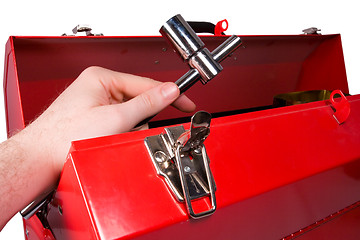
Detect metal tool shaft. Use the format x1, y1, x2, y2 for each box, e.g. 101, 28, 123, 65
135, 15, 242, 127
161, 14, 223, 84
176, 35, 242, 93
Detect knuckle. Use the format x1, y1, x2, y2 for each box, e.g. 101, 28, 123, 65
140, 92, 156, 109
141, 76, 160, 87
142, 76, 156, 83
81, 66, 104, 77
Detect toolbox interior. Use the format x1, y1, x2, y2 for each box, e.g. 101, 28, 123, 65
11, 34, 348, 127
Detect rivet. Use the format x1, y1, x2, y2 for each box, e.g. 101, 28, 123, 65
194, 148, 202, 154
184, 166, 191, 173
154, 151, 168, 163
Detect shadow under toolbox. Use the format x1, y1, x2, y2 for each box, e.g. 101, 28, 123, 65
3, 18, 360, 239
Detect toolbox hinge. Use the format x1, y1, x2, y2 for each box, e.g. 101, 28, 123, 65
145, 111, 216, 219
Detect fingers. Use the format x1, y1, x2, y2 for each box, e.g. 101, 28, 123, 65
64, 67, 196, 134
173, 94, 196, 113
100, 82, 181, 132
75, 66, 196, 112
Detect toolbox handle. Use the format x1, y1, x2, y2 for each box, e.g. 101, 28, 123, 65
188, 19, 228, 36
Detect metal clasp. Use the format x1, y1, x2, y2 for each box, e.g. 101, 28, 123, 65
145, 111, 216, 219
302, 27, 321, 35
62, 24, 103, 36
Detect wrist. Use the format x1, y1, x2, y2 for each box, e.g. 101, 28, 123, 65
11, 124, 60, 191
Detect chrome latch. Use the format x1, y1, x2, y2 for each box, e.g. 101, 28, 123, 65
302, 27, 321, 35
145, 111, 216, 219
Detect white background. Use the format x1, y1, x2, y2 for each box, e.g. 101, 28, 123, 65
0, 0, 359, 239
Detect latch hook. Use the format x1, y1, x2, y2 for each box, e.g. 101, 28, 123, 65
177, 111, 211, 152
145, 111, 216, 219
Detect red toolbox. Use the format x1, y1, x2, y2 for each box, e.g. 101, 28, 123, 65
3, 18, 360, 239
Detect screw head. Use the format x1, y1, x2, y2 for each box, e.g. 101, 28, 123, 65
154, 151, 168, 163
184, 166, 191, 173
194, 148, 202, 154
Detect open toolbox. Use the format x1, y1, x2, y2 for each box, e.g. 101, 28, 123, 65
3, 15, 360, 239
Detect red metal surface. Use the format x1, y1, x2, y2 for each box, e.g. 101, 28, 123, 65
23, 215, 55, 240
3, 37, 25, 137
43, 95, 360, 239
283, 201, 360, 239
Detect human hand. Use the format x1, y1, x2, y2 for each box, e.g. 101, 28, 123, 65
24, 66, 196, 175
0, 66, 195, 227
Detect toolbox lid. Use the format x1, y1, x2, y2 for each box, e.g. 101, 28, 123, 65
4, 34, 347, 134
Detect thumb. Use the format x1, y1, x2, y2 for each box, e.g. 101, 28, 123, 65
107, 82, 180, 131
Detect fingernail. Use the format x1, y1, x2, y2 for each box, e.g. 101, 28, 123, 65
161, 82, 179, 100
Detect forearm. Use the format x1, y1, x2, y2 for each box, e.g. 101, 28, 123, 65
0, 67, 196, 230
0, 128, 58, 230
